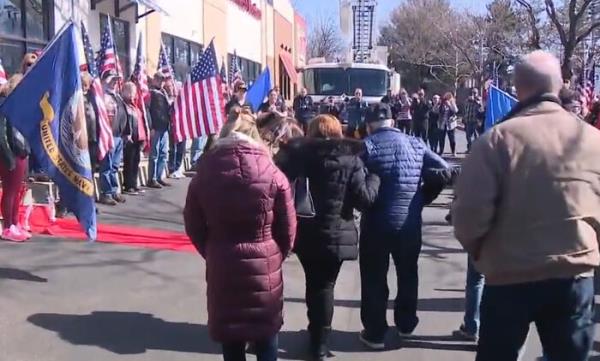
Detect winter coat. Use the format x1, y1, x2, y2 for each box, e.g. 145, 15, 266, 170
411, 99, 431, 130
84, 94, 98, 144
362, 127, 449, 235
183, 132, 296, 343
0, 96, 30, 171
453, 100, 600, 285
437, 101, 458, 130
104, 90, 128, 137
347, 97, 368, 127
148, 88, 172, 132
276, 138, 380, 261
292, 95, 315, 124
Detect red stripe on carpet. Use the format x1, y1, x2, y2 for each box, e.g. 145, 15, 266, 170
26, 206, 195, 252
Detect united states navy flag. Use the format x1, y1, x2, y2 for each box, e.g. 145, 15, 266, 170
0, 23, 97, 240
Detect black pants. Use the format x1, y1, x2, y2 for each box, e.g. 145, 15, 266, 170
222, 335, 278, 361
477, 277, 594, 361
123, 141, 142, 190
298, 255, 343, 332
428, 127, 439, 152
360, 230, 422, 339
412, 125, 428, 143
438, 128, 456, 155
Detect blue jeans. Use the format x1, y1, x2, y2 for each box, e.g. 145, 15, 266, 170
463, 257, 484, 335
148, 130, 169, 182
168, 140, 185, 173
222, 335, 278, 361
190, 137, 207, 165
476, 277, 594, 361
99, 137, 123, 196
465, 122, 479, 151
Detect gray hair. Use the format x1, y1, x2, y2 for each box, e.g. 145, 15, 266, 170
514, 51, 563, 99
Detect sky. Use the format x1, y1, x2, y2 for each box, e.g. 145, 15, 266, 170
294, 0, 490, 29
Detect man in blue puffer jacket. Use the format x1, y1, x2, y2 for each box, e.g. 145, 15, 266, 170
358, 103, 450, 349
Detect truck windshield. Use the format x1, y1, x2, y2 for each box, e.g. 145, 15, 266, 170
348, 69, 388, 97
303, 67, 389, 97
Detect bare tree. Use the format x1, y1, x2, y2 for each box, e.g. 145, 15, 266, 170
307, 15, 346, 61
514, 0, 600, 79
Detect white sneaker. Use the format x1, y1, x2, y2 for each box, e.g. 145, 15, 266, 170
359, 330, 385, 350
174, 171, 185, 179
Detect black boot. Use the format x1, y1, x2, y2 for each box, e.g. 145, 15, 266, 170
309, 327, 331, 361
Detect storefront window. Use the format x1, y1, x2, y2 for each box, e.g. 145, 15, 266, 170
0, 0, 52, 75
100, 14, 130, 76
162, 33, 203, 81
227, 53, 261, 85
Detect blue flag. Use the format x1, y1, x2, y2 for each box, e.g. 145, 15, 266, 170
485, 85, 517, 131
0, 23, 97, 240
246, 67, 272, 112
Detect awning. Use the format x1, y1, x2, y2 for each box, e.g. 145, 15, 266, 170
91, 0, 169, 21
279, 52, 298, 84
132, 0, 169, 16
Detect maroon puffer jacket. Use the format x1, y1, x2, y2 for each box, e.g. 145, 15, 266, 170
184, 134, 296, 343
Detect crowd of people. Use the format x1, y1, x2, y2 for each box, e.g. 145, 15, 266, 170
2, 47, 600, 361
185, 49, 600, 361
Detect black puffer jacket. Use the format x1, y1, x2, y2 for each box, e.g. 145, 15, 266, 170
276, 138, 380, 261
0, 96, 30, 171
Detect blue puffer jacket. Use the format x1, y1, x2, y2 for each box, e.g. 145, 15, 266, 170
362, 127, 449, 234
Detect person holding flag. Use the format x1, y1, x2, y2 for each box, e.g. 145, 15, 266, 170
0, 22, 97, 241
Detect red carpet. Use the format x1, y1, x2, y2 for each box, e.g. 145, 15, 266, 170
25, 206, 195, 252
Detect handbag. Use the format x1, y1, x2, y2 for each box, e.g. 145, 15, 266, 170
293, 176, 316, 218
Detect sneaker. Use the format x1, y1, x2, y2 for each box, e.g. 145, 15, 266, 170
2, 226, 27, 242
98, 195, 117, 206
452, 152, 457, 157
398, 331, 414, 338
147, 180, 163, 189
174, 170, 185, 179
452, 325, 478, 342
359, 330, 385, 350
133, 187, 146, 194
17, 225, 32, 239
158, 179, 172, 187
122, 188, 139, 196
113, 194, 127, 203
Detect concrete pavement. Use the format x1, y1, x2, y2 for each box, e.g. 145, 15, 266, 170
0, 131, 597, 360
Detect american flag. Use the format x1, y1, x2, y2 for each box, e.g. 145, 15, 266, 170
158, 42, 174, 78
97, 20, 122, 78
219, 58, 228, 84
81, 22, 114, 161
131, 34, 150, 137
172, 40, 225, 142
0, 58, 6, 86
229, 50, 242, 85
579, 64, 596, 111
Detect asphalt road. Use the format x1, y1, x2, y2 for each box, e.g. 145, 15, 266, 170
0, 131, 597, 361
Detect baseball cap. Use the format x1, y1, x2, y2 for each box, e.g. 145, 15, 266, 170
101, 69, 122, 82
366, 104, 392, 123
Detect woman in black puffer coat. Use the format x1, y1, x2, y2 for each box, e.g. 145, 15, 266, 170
275, 114, 380, 361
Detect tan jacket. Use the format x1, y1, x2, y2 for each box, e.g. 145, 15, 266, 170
453, 101, 600, 285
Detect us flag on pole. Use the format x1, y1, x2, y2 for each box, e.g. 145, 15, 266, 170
172, 40, 225, 142
0, 59, 6, 86
579, 65, 596, 112
81, 22, 114, 161
158, 42, 174, 78
131, 34, 150, 138
96, 20, 122, 77
229, 50, 242, 86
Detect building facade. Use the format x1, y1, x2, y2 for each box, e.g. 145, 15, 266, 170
0, 0, 305, 98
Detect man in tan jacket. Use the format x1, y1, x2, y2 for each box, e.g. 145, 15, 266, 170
453, 50, 600, 361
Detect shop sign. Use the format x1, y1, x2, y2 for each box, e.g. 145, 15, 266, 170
230, 0, 262, 19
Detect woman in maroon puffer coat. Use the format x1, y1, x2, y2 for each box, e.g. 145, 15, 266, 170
184, 111, 296, 361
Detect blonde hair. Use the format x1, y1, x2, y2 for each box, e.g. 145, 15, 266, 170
219, 109, 262, 143
307, 114, 343, 139
81, 72, 93, 89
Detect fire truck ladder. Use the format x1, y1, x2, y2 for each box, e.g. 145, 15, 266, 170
352, 0, 376, 63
